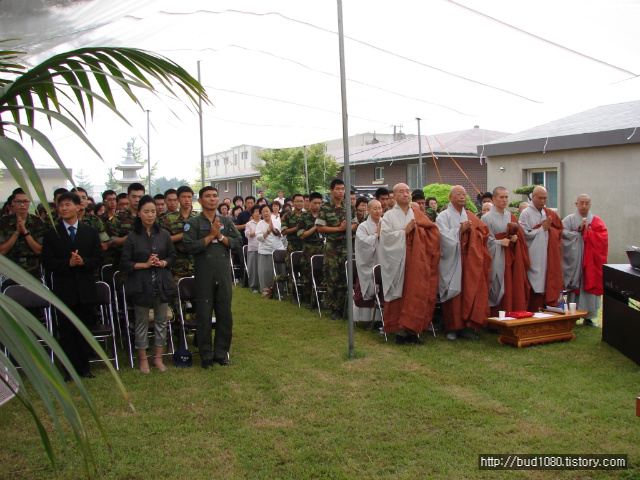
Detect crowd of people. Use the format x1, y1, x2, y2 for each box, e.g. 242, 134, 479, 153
0, 178, 609, 371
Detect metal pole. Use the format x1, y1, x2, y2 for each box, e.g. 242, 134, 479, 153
303, 145, 309, 194
337, 0, 355, 358
147, 110, 151, 193
417, 117, 423, 189
198, 60, 205, 189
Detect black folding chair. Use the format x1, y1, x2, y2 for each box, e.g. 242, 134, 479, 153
311, 254, 326, 317
3, 284, 54, 361
272, 249, 288, 301
89, 281, 119, 370
372, 264, 387, 341
118, 272, 175, 368
290, 251, 304, 307
242, 245, 249, 286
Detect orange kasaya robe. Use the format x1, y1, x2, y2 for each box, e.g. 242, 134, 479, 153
528, 207, 564, 311
489, 213, 531, 317
442, 210, 492, 331
383, 206, 440, 334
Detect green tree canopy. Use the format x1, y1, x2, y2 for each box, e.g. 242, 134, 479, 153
74, 168, 93, 196
256, 143, 340, 198
423, 183, 478, 213
154, 176, 190, 195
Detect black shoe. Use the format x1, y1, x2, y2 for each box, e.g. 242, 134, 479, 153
214, 358, 230, 366
460, 328, 479, 340
395, 334, 406, 345
79, 371, 96, 379
583, 319, 599, 327
202, 360, 214, 369
331, 310, 343, 320
64, 372, 73, 383
405, 334, 424, 345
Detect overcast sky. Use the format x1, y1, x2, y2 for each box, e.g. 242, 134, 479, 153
2, 0, 639, 190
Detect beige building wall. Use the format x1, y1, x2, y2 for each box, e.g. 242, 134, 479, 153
0, 169, 72, 206
486, 143, 639, 264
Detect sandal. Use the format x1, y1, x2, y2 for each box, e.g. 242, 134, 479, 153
139, 358, 150, 374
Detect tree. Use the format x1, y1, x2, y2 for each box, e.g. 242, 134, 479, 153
154, 176, 190, 195
0, 42, 209, 475
190, 165, 203, 195
74, 168, 93, 196
256, 143, 340, 198
104, 167, 120, 191
423, 183, 478, 213
508, 184, 543, 209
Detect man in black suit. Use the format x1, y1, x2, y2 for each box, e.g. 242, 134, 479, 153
42, 192, 103, 380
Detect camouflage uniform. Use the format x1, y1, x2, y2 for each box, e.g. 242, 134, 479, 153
315, 199, 357, 313
80, 213, 110, 244
162, 210, 197, 282
0, 213, 47, 278
106, 208, 137, 270
426, 207, 438, 223
297, 211, 325, 301
278, 210, 304, 285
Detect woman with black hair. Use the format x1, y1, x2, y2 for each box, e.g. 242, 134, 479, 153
121, 195, 176, 373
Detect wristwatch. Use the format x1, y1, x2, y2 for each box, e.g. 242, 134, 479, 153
218, 234, 225, 242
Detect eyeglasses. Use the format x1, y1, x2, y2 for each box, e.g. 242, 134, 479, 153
13, 200, 31, 205
577, 202, 591, 206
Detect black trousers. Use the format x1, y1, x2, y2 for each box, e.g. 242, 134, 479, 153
56, 303, 95, 375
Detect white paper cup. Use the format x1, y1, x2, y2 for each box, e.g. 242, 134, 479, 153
498, 311, 506, 319
569, 303, 577, 314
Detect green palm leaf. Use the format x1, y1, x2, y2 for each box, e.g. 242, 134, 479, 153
0, 42, 209, 476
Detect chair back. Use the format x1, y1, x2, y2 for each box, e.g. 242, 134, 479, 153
93, 281, 111, 306
373, 264, 382, 287
272, 249, 287, 264
345, 258, 357, 284
4, 285, 50, 309
178, 277, 196, 302
311, 254, 324, 274
242, 245, 249, 270
101, 264, 114, 284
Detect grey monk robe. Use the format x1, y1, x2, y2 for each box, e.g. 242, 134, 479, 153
353, 216, 380, 322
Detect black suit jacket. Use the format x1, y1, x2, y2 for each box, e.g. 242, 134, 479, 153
41, 221, 103, 306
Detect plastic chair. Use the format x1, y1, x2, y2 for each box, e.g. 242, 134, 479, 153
89, 281, 119, 370
0, 354, 18, 407
100, 264, 124, 346
3, 284, 54, 361
272, 249, 288, 301
311, 254, 326, 317
290, 251, 304, 307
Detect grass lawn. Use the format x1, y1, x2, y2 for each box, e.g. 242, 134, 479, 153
1, 286, 639, 479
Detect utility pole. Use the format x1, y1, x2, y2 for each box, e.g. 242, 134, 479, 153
198, 60, 205, 189
417, 117, 423, 188
146, 110, 151, 192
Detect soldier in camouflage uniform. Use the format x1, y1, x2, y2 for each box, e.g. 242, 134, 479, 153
0, 188, 47, 280
71, 188, 110, 251
162, 186, 197, 327
106, 183, 145, 270
157, 188, 179, 225
315, 180, 358, 319
278, 194, 305, 292
99, 190, 118, 225
298, 192, 325, 309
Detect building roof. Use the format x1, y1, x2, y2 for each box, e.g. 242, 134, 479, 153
205, 169, 259, 182
328, 128, 510, 165
481, 100, 640, 157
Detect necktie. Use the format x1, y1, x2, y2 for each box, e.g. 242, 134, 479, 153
68, 225, 76, 243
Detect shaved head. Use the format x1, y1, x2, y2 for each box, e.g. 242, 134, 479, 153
532, 186, 548, 210
393, 183, 409, 195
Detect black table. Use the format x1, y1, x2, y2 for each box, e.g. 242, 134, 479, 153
602, 264, 640, 365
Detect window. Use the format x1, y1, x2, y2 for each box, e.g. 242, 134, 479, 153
342, 169, 356, 185
214, 159, 219, 167
225, 181, 229, 192
234, 154, 238, 163
407, 164, 427, 189
214, 183, 220, 191
374, 166, 384, 181
236, 181, 242, 195
530, 169, 558, 208
241, 151, 248, 160
206, 160, 211, 169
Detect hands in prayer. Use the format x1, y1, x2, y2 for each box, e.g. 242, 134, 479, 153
16, 216, 27, 235
501, 235, 518, 247
405, 219, 416, 235
69, 249, 84, 266
541, 218, 552, 231
459, 220, 471, 234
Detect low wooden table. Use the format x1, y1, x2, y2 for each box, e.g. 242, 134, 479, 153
485, 310, 587, 348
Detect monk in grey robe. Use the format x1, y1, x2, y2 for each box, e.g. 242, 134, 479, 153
436, 185, 491, 340
562, 194, 608, 326
482, 187, 531, 315
380, 183, 439, 344
353, 200, 383, 323
518, 186, 563, 311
